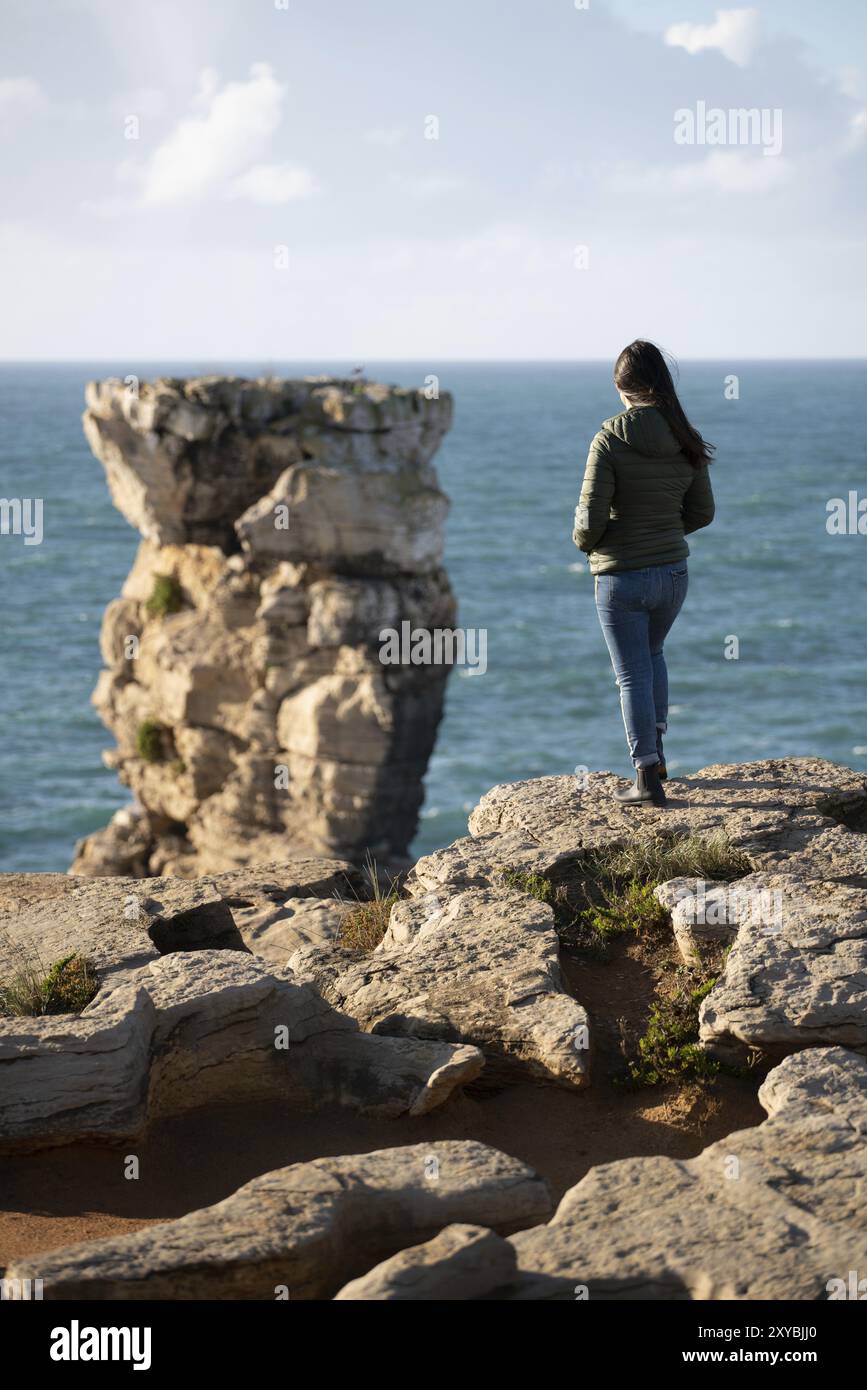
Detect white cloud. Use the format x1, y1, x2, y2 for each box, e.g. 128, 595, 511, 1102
838, 67, 862, 101
139, 63, 287, 205
847, 108, 867, 152
0, 77, 45, 110
80, 193, 132, 218
837, 68, 867, 150
674, 150, 792, 191
369, 244, 417, 274
665, 8, 760, 68
607, 151, 793, 195
227, 162, 318, 203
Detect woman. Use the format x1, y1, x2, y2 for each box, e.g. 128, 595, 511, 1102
573, 340, 715, 807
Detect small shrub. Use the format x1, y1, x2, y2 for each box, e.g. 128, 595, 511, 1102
136, 720, 165, 763
145, 574, 184, 619
581, 879, 669, 940
0, 951, 98, 1018
337, 856, 401, 953
627, 976, 720, 1087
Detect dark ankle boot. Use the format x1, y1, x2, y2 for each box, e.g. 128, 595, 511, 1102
614, 762, 668, 807
656, 729, 667, 780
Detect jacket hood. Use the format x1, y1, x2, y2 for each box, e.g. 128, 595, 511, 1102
601, 405, 681, 458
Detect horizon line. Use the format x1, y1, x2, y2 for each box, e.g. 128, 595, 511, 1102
2, 356, 866, 366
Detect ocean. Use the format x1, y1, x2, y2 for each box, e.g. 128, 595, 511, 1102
1, 360, 865, 872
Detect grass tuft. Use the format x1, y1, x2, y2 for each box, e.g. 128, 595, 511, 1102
496, 867, 555, 905
337, 855, 401, 953
512, 830, 757, 954
0, 947, 98, 1018
136, 720, 166, 763
145, 574, 184, 619
587, 829, 752, 887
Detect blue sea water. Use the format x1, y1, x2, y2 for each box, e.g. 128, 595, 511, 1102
1, 360, 865, 872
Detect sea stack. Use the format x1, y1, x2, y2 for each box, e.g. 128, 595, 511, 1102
72, 375, 455, 877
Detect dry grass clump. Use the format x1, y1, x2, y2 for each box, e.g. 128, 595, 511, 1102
0, 940, 98, 1018
337, 857, 401, 953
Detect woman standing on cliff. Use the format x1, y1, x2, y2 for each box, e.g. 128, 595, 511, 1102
573, 341, 715, 807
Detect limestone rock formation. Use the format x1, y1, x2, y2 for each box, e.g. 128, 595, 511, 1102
403, 757, 867, 1074
290, 886, 590, 1089
73, 375, 456, 877
0, 859, 359, 985
505, 1046, 867, 1299
695, 873, 867, 1063
6, 1142, 553, 1299
653, 876, 734, 964
466, 756, 867, 879
327, 1047, 867, 1301
0, 948, 484, 1150
333, 1223, 517, 1300
4, 756, 867, 1300
0, 864, 484, 1151
10, 1046, 866, 1301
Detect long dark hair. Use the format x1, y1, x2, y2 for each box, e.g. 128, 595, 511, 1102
613, 340, 714, 469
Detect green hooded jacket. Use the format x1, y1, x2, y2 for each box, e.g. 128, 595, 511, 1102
573, 405, 715, 574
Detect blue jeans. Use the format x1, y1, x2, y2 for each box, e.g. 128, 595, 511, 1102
594, 562, 688, 769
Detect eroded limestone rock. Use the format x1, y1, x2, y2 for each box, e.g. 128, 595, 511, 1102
334, 1223, 516, 1300
405, 830, 578, 898
74, 375, 456, 875
696, 874, 867, 1063
653, 877, 733, 964
0, 873, 233, 986
505, 1047, 867, 1299
6, 1141, 551, 1299
0, 949, 484, 1150
317, 1048, 867, 1301
0, 864, 483, 1151
230, 896, 347, 965
399, 761, 867, 927
290, 886, 590, 1089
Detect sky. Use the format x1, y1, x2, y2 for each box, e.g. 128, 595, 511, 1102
1, 0, 866, 360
